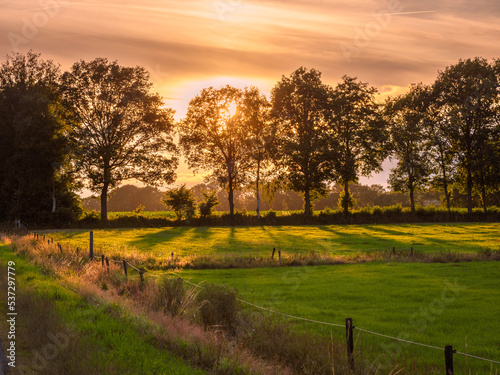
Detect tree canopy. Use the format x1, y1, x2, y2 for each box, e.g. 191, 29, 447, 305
62, 58, 178, 222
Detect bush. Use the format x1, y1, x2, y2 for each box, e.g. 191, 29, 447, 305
162, 185, 196, 222
197, 283, 238, 332
199, 191, 219, 218
153, 277, 199, 317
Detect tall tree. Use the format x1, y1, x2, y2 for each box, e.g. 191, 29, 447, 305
271, 67, 333, 218
179, 85, 252, 219
329, 76, 388, 215
240, 86, 274, 219
62, 58, 178, 223
386, 84, 431, 213
0, 51, 80, 224
433, 57, 499, 213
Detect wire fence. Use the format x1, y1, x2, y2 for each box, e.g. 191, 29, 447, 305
23, 231, 500, 371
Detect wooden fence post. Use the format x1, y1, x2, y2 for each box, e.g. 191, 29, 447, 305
346, 317, 354, 370
101, 255, 105, 268
278, 250, 281, 265
58, 243, 62, 253
445, 345, 454, 375
171, 251, 174, 261
392, 246, 396, 255
272, 247, 276, 259
410, 247, 413, 256
89, 231, 94, 259
105, 257, 110, 272
76, 247, 79, 255
122, 260, 127, 276
139, 269, 144, 283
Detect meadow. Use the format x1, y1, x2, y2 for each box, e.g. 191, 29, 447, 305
177, 262, 500, 374
44, 222, 500, 258
29, 223, 500, 373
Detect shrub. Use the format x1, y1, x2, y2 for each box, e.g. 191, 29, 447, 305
153, 277, 199, 317
197, 283, 238, 332
199, 191, 219, 218
162, 185, 196, 222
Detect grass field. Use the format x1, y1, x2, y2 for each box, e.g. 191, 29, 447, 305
177, 262, 500, 374
44, 222, 500, 257
0, 244, 204, 375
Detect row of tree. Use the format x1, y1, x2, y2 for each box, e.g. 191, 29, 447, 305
0, 51, 499, 225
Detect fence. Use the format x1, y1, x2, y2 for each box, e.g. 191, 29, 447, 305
22, 230, 500, 374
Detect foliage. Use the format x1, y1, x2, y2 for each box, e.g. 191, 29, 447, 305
198, 191, 220, 218
162, 185, 196, 221
386, 83, 431, 212
329, 75, 389, 215
0, 51, 81, 224
337, 190, 356, 211
62, 58, 178, 222
271, 67, 333, 217
196, 283, 239, 332
433, 57, 500, 213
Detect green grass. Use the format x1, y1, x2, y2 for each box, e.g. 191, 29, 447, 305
0, 243, 204, 375
177, 262, 500, 374
44, 222, 500, 257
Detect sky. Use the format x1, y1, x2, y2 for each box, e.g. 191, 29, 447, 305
1, 0, 499, 191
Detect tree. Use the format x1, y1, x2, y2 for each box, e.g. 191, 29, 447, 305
386, 84, 431, 213
433, 57, 499, 213
179, 85, 253, 220
162, 185, 196, 221
271, 67, 333, 218
240, 87, 274, 219
329, 76, 388, 215
0, 51, 80, 224
198, 191, 220, 218
62, 58, 178, 223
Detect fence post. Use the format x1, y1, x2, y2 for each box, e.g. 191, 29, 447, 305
346, 317, 354, 370
89, 231, 94, 259
278, 250, 281, 265
171, 251, 174, 261
101, 255, 105, 268
139, 269, 144, 283
445, 345, 454, 375
76, 247, 79, 255
105, 257, 110, 272
410, 247, 413, 256
122, 260, 127, 276
272, 247, 276, 259
58, 243, 62, 253
392, 246, 395, 255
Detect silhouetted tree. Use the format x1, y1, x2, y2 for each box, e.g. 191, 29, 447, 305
241, 87, 274, 219
433, 57, 499, 213
271, 67, 334, 218
386, 84, 431, 213
162, 185, 196, 221
329, 76, 388, 215
179, 85, 254, 220
0, 51, 80, 224
62, 58, 178, 223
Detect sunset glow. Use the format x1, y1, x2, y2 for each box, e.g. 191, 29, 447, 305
1, 0, 499, 187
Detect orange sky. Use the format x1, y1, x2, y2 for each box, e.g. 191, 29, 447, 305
2, 0, 499, 192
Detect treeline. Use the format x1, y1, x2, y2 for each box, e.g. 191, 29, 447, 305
84, 183, 445, 212
1, 51, 499, 226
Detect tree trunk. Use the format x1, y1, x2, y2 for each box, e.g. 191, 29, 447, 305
228, 176, 235, 220
467, 168, 473, 214
101, 181, 109, 224
256, 160, 261, 219
304, 187, 311, 218
409, 186, 415, 213
343, 180, 349, 216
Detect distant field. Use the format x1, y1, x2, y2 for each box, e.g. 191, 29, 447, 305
179, 262, 500, 374
44, 222, 500, 257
